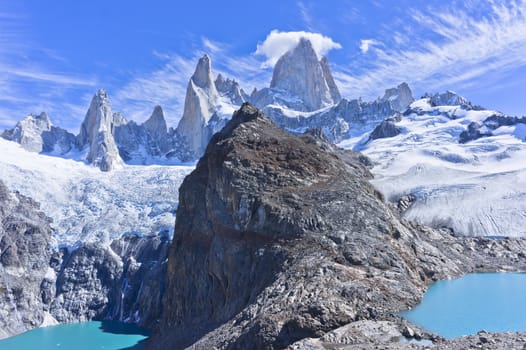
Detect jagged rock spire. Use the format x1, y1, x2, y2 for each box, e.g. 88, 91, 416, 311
176, 55, 220, 157
270, 38, 341, 111
78, 89, 123, 171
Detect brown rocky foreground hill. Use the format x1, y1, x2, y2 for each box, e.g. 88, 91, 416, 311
149, 103, 526, 349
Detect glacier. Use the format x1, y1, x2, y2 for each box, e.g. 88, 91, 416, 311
342, 94, 526, 237
0, 137, 193, 247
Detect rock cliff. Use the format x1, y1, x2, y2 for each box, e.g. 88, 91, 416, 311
175, 55, 220, 158
0, 181, 53, 339
0, 178, 169, 339
150, 103, 526, 349
269, 38, 340, 111
78, 89, 123, 171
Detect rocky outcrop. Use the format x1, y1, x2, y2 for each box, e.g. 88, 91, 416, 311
459, 121, 493, 143
215, 74, 248, 105
78, 89, 123, 171
459, 114, 526, 143
428, 90, 472, 108
381, 83, 414, 112
0, 179, 169, 339
0, 181, 53, 339
1, 112, 77, 154
266, 38, 340, 111
369, 114, 402, 141
50, 234, 169, 327
150, 103, 526, 349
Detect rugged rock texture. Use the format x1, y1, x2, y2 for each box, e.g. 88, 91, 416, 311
215, 74, 249, 105
381, 83, 414, 112
428, 90, 472, 107
50, 234, 169, 327
0, 181, 53, 339
78, 89, 123, 171
0, 179, 169, 339
176, 55, 220, 158
150, 103, 526, 349
266, 38, 340, 111
369, 114, 402, 141
1, 112, 77, 154
260, 84, 413, 144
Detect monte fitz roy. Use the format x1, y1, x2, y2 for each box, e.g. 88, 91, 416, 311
1, 35, 526, 350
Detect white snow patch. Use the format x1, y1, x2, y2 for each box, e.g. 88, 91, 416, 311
40, 312, 59, 327
343, 102, 526, 237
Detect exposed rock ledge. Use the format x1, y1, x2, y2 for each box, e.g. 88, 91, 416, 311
149, 103, 526, 349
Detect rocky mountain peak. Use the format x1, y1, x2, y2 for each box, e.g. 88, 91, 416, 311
270, 38, 340, 111
78, 89, 123, 171
191, 54, 217, 93
1, 112, 76, 154
320, 56, 341, 104
381, 82, 414, 112
143, 105, 168, 143
175, 55, 221, 158
428, 90, 472, 107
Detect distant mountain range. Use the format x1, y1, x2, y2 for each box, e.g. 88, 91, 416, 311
2, 38, 414, 171
1, 37, 526, 238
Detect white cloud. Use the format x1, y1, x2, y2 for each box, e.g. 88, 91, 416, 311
335, 0, 526, 100
359, 39, 379, 53
255, 30, 342, 67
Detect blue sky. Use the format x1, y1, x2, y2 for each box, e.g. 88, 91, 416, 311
1, 0, 525, 131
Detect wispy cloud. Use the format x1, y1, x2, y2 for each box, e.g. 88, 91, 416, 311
114, 37, 271, 126
0, 9, 97, 131
359, 39, 379, 54
255, 30, 342, 67
335, 0, 526, 100
297, 1, 314, 30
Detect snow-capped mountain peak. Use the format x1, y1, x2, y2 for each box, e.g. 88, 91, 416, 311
269, 37, 340, 111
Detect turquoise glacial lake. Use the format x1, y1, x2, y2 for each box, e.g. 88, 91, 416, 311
401, 272, 526, 338
0, 321, 149, 350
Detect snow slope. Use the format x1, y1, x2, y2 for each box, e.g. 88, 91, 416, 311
340, 97, 526, 237
0, 138, 193, 247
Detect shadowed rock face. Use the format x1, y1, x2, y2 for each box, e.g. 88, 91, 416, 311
149, 103, 526, 349
0, 181, 53, 338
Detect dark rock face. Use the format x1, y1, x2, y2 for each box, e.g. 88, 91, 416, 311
459, 122, 493, 143
0, 180, 169, 338
459, 114, 526, 143
50, 234, 169, 327
0, 181, 53, 338
149, 103, 526, 349
369, 115, 402, 141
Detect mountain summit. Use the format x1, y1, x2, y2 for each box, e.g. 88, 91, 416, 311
78, 89, 123, 171
176, 54, 220, 157
270, 38, 341, 111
